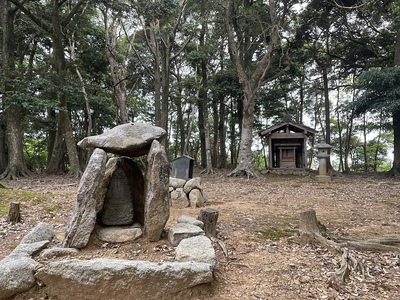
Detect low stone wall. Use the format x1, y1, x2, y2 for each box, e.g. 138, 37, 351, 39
169, 177, 207, 208
0, 218, 216, 300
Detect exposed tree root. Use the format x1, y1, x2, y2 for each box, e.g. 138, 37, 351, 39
227, 166, 259, 178
200, 168, 216, 175
0, 167, 33, 180
67, 169, 83, 179
292, 209, 400, 284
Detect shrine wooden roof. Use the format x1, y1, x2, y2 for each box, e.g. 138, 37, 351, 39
259, 121, 316, 137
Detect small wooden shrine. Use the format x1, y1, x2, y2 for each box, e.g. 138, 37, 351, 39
259, 117, 316, 170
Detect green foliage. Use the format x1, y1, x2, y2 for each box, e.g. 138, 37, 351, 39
24, 136, 48, 172
354, 67, 400, 114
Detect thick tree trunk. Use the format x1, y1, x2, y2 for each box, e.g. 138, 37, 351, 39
46, 117, 65, 174
0, 0, 31, 180
389, 28, 400, 176
389, 110, 400, 175
228, 92, 256, 177
224, 0, 281, 177
49, 5, 81, 177
0, 119, 6, 173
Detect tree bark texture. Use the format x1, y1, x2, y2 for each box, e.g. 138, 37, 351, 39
299, 209, 320, 235
224, 0, 281, 177
0, 0, 30, 179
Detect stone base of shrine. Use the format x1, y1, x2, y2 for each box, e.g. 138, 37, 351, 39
261, 168, 311, 176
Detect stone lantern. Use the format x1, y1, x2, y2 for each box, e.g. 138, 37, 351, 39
315, 143, 332, 182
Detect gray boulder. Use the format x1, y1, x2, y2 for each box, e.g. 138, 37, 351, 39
0, 222, 54, 299
189, 188, 204, 208
168, 223, 205, 247
177, 215, 204, 229
10, 240, 50, 258
144, 140, 170, 242
175, 236, 216, 267
170, 188, 189, 208
77, 123, 166, 157
20, 222, 54, 244
62, 148, 107, 248
35, 258, 213, 300
39, 247, 80, 259
0, 256, 38, 299
169, 177, 186, 189
183, 177, 202, 194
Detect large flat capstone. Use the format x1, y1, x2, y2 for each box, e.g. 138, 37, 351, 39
77, 123, 166, 157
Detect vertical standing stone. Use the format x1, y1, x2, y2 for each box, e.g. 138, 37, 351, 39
100, 157, 145, 226
62, 148, 107, 248
144, 140, 170, 241
101, 168, 134, 225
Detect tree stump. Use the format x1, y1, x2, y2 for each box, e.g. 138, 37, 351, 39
198, 208, 219, 238
7, 201, 21, 224
299, 209, 321, 235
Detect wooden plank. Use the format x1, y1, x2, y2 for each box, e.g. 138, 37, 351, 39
271, 132, 305, 138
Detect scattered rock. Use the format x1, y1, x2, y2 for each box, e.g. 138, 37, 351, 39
20, 222, 54, 245
175, 236, 216, 267
183, 177, 202, 194
171, 188, 189, 208
39, 247, 80, 259
10, 241, 50, 258
168, 223, 205, 247
169, 177, 186, 189
0, 256, 38, 299
177, 215, 204, 229
0, 222, 54, 299
189, 188, 204, 208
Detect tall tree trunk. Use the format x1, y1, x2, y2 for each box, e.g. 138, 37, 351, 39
218, 94, 227, 168
322, 66, 331, 145
197, 96, 206, 167
47, 3, 81, 177
0, 0, 30, 179
392, 110, 400, 175
149, 20, 162, 127
224, 0, 283, 177
212, 94, 219, 168
103, 11, 130, 124
199, 24, 213, 174
362, 114, 368, 172
0, 118, 6, 173
389, 27, 400, 176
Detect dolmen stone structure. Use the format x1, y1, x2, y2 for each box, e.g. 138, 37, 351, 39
63, 122, 170, 248
0, 123, 217, 300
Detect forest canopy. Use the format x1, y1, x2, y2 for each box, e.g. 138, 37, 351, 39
0, 0, 399, 179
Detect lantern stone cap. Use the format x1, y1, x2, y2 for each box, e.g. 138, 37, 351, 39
315, 143, 332, 149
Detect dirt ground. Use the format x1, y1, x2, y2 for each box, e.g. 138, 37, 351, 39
1, 170, 400, 299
